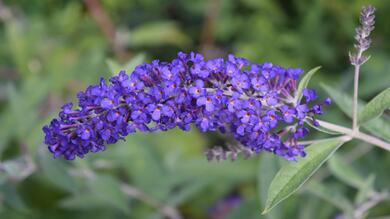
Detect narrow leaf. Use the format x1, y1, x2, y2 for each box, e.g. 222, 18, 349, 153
359, 88, 390, 124
60, 193, 108, 209
295, 66, 321, 103
106, 59, 122, 74
262, 138, 346, 214
307, 181, 352, 212
306, 181, 354, 213
258, 153, 282, 219
129, 21, 191, 47
39, 153, 79, 192
322, 84, 390, 142
106, 53, 146, 75
328, 154, 364, 189
355, 175, 375, 204
88, 174, 129, 214
124, 54, 146, 74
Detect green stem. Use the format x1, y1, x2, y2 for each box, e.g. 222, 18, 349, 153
352, 48, 363, 132
298, 137, 351, 145
317, 119, 390, 152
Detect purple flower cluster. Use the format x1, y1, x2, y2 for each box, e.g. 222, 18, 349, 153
43, 52, 329, 160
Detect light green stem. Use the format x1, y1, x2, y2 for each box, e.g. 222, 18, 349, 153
317, 119, 390, 152
352, 48, 363, 132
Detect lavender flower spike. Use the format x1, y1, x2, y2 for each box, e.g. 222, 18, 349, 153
350, 5, 375, 66
43, 52, 329, 161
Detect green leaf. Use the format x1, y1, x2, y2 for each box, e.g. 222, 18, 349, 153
295, 66, 321, 103
355, 175, 375, 204
106, 53, 146, 75
129, 21, 191, 47
306, 181, 353, 214
60, 193, 110, 209
258, 153, 282, 219
1, 158, 31, 180
38, 152, 79, 193
106, 59, 122, 74
322, 84, 390, 142
262, 138, 346, 214
359, 88, 390, 124
88, 174, 130, 214
0, 184, 30, 213
328, 154, 364, 189
364, 118, 390, 142
124, 54, 146, 74
321, 84, 354, 117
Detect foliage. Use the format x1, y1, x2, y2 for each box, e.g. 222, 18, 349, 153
0, 0, 389, 219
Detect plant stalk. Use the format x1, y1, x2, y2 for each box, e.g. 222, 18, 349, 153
352, 49, 363, 132
317, 119, 390, 152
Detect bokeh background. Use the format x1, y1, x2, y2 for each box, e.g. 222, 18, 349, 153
0, 0, 389, 218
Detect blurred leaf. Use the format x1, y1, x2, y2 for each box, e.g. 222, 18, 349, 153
38, 152, 79, 193
322, 84, 390, 142
306, 181, 353, 214
0, 184, 30, 213
167, 178, 211, 205
262, 138, 345, 214
1, 157, 31, 181
328, 154, 364, 189
124, 54, 146, 73
129, 21, 191, 47
360, 53, 390, 97
295, 66, 321, 103
363, 118, 390, 142
359, 88, 390, 124
60, 193, 110, 209
106, 59, 121, 75
258, 153, 282, 219
106, 54, 146, 75
355, 175, 375, 204
5, 20, 29, 75
87, 174, 129, 214
226, 197, 259, 219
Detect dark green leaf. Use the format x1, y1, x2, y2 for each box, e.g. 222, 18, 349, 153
60, 193, 110, 209
258, 153, 282, 219
355, 175, 375, 204
88, 174, 130, 214
306, 181, 353, 214
328, 154, 364, 189
38, 152, 79, 193
359, 88, 390, 124
129, 21, 191, 47
106, 53, 146, 75
262, 138, 346, 214
322, 84, 390, 142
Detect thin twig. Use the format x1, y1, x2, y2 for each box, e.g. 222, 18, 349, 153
353, 191, 390, 219
352, 48, 363, 132
298, 137, 347, 146
84, 0, 129, 61
200, 0, 221, 58
317, 120, 390, 152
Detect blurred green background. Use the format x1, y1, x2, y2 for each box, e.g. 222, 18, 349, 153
0, 0, 389, 218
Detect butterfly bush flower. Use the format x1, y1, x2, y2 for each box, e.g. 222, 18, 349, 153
43, 52, 330, 161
